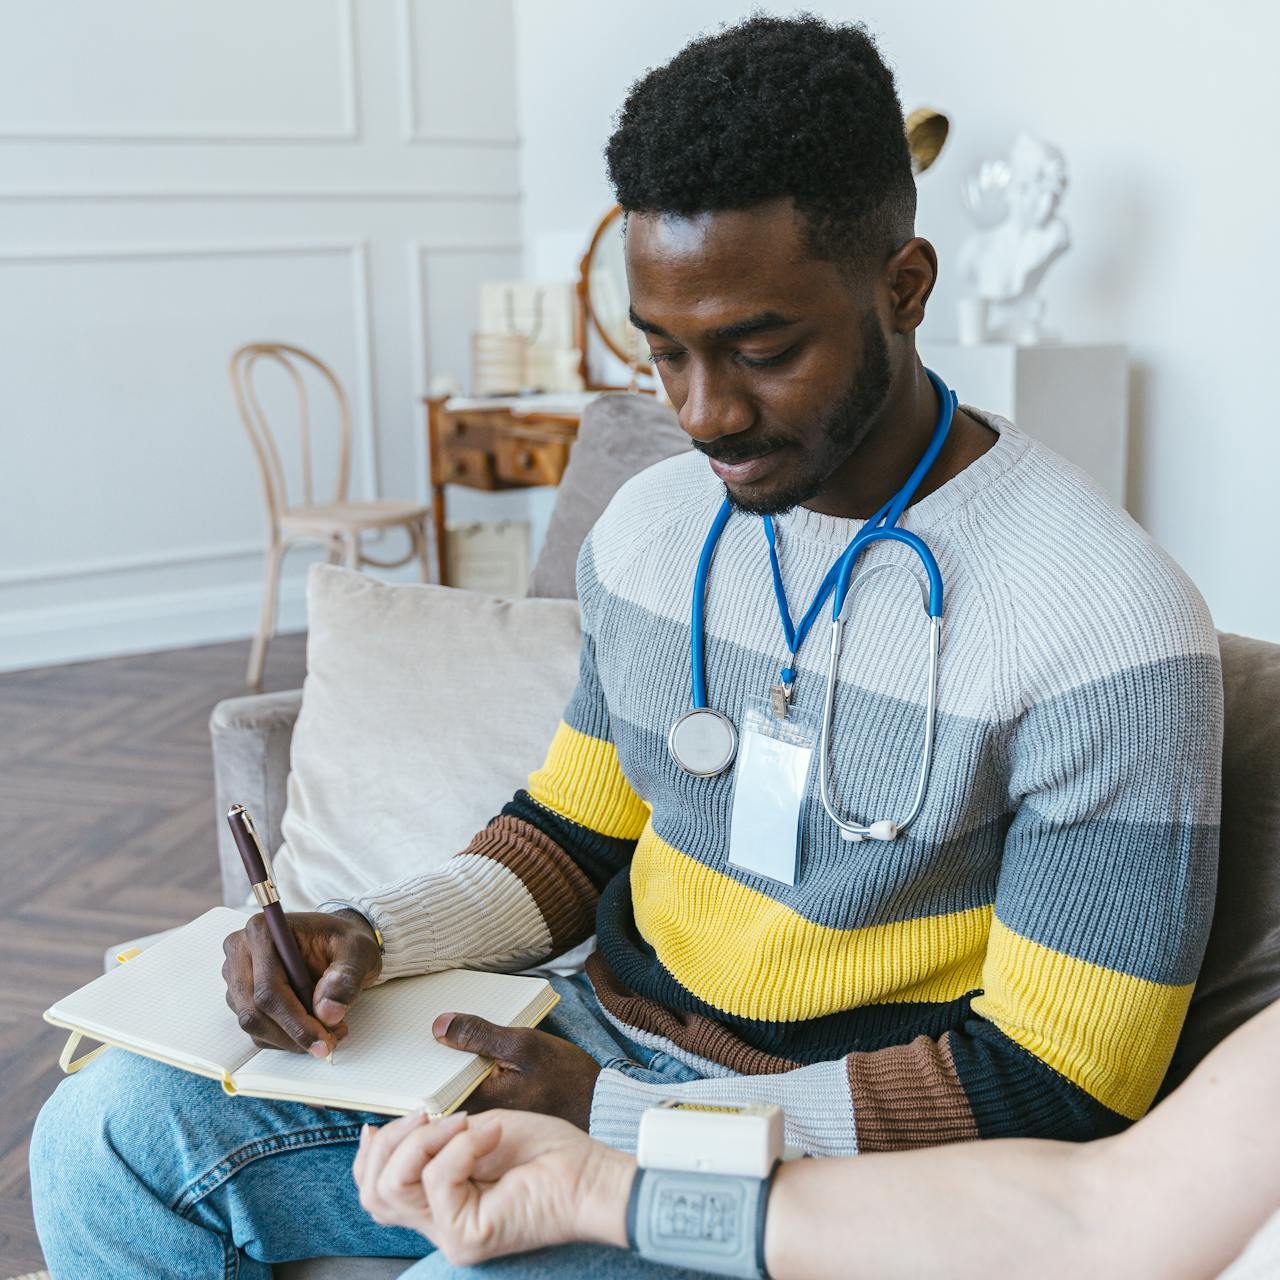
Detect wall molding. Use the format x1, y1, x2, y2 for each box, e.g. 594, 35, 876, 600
0, 540, 263, 589
395, 0, 520, 148
406, 240, 524, 504
0, 574, 312, 674
0, 236, 380, 586
0, 0, 360, 143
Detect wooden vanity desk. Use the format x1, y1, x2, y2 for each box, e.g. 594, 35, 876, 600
425, 393, 589, 586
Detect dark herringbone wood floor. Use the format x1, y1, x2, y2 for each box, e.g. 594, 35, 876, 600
0, 634, 308, 1274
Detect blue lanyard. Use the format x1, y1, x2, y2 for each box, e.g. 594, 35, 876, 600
690, 368, 956, 708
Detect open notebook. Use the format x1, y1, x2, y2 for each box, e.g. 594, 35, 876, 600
44, 907, 559, 1117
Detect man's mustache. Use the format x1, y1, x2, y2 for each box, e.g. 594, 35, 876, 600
692, 436, 792, 465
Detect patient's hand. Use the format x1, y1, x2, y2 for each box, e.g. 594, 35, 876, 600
431, 1014, 602, 1130
222, 909, 382, 1057
353, 1109, 632, 1264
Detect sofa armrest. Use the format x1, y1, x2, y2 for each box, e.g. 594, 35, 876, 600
210, 689, 302, 906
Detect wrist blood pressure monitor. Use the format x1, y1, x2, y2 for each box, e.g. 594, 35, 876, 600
627, 1101, 784, 1279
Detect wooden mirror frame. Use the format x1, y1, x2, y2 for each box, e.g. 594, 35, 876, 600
575, 204, 655, 393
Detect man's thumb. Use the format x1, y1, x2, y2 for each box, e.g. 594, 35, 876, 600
434, 1013, 518, 1060
313, 957, 365, 1026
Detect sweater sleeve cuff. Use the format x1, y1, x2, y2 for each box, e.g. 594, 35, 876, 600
320, 856, 555, 983
588, 1059, 861, 1157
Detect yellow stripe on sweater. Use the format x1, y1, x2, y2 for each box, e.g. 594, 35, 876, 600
631, 831, 990, 1023
972, 917, 1194, 1120
526, 722, 650, 841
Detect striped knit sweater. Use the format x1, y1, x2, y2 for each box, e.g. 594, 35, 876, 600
348, 408, 1223, 1156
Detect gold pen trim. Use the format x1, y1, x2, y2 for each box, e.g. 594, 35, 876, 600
251, 881, 280, 908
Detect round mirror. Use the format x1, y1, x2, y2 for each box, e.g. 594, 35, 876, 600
577, 205, 651, 388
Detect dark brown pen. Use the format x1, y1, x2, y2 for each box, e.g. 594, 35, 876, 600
225, 804, 322, 1048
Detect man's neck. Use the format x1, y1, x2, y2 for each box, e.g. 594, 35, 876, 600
802, 361, 995, 521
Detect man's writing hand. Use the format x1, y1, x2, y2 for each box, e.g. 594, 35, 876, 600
432, 1014, 601, 1130
222, 909, 382, 1056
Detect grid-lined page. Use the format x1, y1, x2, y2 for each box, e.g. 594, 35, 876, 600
234, 968, 554, 1113
45, 907, 255, 1077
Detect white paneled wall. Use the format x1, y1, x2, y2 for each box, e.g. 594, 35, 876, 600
0, 0, 522, 671
515, 1, 1280, 643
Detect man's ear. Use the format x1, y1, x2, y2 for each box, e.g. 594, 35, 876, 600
883, 237, 938, 335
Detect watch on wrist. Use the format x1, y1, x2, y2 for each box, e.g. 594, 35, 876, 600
626, 1101, 783, 1279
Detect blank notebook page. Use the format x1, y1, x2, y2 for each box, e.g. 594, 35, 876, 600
234, 968, 554, 1113
46, 907, 255, 1077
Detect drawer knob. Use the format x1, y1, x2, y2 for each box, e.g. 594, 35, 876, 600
517, 449, 535, 470
451, 459, 467, 478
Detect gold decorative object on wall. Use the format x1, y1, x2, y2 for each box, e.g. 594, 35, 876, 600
906, 107, 950, 176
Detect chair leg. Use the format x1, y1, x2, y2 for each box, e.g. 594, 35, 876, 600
343, 532, 359, 569
414, 519, 431, 583
326, 535, 343, 565
247, 540, 285, 691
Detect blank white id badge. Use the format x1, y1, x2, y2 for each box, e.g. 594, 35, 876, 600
727, 696, 817, 886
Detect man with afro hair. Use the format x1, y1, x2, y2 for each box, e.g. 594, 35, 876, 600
34, 15, 1222, 1279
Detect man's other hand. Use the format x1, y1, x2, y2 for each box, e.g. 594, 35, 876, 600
222, 909, 382, 1056
432, 1014, 602, 1130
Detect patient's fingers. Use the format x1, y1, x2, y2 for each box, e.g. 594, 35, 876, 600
422, 1122, 504, 1247
379, 1113, 471, 1213
356, 1112, 428, 1222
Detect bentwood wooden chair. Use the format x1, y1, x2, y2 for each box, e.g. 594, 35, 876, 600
229, 342, 432, 690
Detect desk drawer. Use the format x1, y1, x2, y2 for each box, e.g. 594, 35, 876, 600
493, 438, 570, 486
438, 446, 496, 489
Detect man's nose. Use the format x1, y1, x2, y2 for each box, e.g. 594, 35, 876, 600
677, 360, 754, 446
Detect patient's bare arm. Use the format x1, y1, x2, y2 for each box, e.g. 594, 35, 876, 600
763, 998, 1280, 1280
355, 1000, 1280, 1278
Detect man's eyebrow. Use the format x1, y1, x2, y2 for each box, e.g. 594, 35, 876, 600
706, 311, 799, 341
628, 307, 799, 343
628, 307, 673, 339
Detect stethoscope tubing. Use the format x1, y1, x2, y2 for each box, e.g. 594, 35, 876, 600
680, 367, 955, 842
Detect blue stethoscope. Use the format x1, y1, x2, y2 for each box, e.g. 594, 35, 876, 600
667, 367, 955, 843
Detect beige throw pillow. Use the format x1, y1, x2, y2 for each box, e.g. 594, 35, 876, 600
272, 565, 581, 911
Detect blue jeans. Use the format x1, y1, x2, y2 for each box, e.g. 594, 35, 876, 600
31, 973, 718, 1279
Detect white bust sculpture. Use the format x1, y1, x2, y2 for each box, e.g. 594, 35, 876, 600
958, 133, 1070, 344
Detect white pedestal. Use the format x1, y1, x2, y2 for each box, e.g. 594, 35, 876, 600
919, 342, 1129, 509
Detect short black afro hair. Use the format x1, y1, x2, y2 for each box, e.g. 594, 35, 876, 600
605, 12, 916, 274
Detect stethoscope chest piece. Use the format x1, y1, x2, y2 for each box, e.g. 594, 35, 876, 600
668, 707, 738, 777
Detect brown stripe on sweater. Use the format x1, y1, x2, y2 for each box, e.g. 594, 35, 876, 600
587, 952, 800, 1076
455, 814, 597, 953
846, 1031, 980, 1151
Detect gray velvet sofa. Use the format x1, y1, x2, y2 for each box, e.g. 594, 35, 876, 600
206, 393, 1280, 1278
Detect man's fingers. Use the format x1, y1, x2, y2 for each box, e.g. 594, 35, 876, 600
245, 923, 336, 1053
313, 935, 377, 1025
225, 915, 374, 1052
433, 1013, 529, 1063
223, 936, 293, 1051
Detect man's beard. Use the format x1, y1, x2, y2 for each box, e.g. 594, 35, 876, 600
702, 313, 893, 517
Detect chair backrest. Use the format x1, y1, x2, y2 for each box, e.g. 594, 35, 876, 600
1162, 630, 1280, 1093
228, 342, 352, 523
527, 391, 691, 598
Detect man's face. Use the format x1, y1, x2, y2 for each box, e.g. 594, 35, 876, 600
625, 200, 894, 516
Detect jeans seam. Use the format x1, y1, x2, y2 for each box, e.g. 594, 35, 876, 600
172, 1122, 365, 1217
